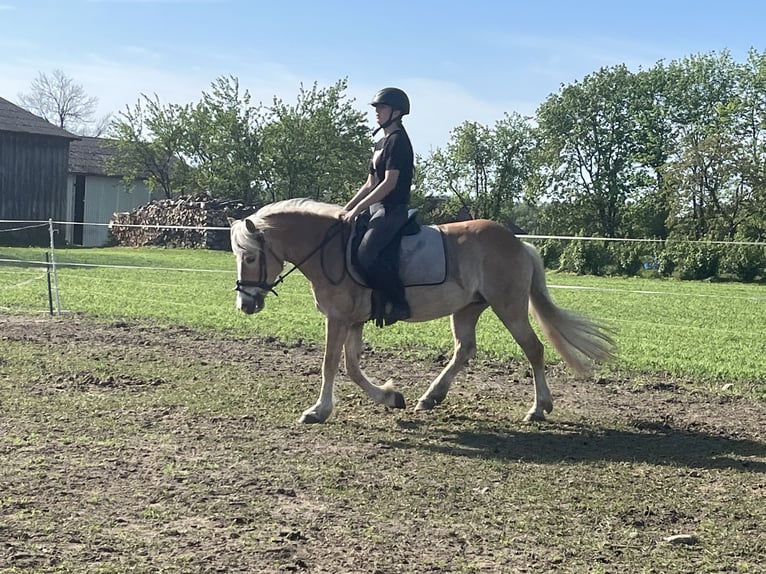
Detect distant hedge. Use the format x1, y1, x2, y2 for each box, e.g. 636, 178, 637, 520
534, 237, 766, 282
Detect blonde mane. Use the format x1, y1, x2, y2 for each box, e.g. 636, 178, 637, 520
251, 198, 342, 230
232, 198, 342, 254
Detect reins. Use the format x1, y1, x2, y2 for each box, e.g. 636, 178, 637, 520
235, 219, 345, 296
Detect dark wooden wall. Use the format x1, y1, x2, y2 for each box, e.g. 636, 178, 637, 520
0, 131, 71, 245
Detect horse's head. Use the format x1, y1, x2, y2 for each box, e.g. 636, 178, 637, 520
229, 216, 285, 315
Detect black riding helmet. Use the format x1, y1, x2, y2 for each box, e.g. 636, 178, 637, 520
370, 87, 410, 135
370, 87, 410, 115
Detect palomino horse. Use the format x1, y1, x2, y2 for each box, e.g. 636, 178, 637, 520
229, 198, 615, 424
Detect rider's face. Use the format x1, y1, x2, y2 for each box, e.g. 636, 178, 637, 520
373, 103, 397, 125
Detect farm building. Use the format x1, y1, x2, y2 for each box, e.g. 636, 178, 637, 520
0, 96, 151, 247
67, 137, 151, 247
0, 95, 77, 245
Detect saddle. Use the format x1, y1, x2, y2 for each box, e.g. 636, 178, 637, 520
346, 209, 447, 289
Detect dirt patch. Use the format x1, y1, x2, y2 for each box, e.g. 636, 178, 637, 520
1, 314, 765, 573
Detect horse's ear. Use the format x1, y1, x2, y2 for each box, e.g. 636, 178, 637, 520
244, 219, 259, 235
227, 217, 237, 226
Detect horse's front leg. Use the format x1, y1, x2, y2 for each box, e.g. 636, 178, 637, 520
343, 322, 406, 410
299, 317, 348, 424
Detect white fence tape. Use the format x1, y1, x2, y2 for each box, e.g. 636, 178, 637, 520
1, 218, 765, 245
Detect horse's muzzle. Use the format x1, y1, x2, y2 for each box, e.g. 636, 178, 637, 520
237, 291, 265, 315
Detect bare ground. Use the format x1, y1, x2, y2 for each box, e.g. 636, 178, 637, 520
1, 315, 765, 573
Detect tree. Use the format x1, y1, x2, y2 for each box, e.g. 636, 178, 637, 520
624, 63, 676, 239
181, 76, 264, 202
110, 77, 264, 201
109, 77, 370, 205
729, 49, 766, 240
452, 121, 494, 218
17, 69, 110, 136
663, 51, 752, 240
420, 115, 535, 223
536, 64, 643, 237
108, 95, 192, 199
260, 79, 370, 203
491, 113, 537, 224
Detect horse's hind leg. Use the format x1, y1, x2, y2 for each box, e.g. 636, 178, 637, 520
343, 322, 406, 409
415, 302, 487, 411
490, 301, 552, 421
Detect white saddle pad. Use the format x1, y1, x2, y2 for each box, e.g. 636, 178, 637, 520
346, 225, 447, 287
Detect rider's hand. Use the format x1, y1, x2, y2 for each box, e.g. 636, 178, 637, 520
340, 209, 355, 222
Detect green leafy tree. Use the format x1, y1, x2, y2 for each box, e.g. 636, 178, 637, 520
108, 95, 192, 198
624, 63, 676, 239
663, 52, 735, 239
536, 64, 642, 238
730, 49, 766, 240
260, 79, 370, 203
109, 77, 368, 206
491, 112, 537, 225
420, 122, 492, 220
452, 121, 494, 218
421, 115, 535, 223
662, 51, 765, 241
181, 76, 264, 202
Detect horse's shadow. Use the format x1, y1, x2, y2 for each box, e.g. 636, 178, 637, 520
384, 418, 766, 473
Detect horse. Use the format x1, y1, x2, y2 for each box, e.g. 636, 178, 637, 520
229, 198, 615, 424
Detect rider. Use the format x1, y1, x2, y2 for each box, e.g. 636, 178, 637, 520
341, 87, 414, 325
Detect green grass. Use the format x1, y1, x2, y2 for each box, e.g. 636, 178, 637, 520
2, 245, 765, 387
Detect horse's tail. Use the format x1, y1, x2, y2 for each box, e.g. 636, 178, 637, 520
523, 242, 616, 375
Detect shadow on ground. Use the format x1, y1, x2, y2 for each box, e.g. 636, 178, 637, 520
387, 418, 766, 472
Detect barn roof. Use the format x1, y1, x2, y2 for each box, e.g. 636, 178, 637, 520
68, 136, 151, 180
0, 96, 79, 139
68, 136, 118, 176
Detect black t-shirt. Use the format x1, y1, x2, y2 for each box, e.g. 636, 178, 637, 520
369, 128, 413, 207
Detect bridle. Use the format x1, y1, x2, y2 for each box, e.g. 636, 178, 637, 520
234, 232, 282, 296
234, 219, 345, 298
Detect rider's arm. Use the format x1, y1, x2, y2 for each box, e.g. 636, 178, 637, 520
343, 173, 375, 212
344, 169, 400, 220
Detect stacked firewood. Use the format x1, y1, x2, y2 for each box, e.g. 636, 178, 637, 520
109, 195, 260, 250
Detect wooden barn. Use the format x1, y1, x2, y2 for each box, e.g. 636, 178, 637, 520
0, 96, 77, 245
1, 96, 152, 247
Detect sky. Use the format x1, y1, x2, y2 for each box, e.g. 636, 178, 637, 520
1, 0, 765, 154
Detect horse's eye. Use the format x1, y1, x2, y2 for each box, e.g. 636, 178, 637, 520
245, 256, 256, 264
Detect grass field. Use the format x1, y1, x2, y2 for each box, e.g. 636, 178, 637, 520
1, 245, 765, 389
1, 246, 765, 573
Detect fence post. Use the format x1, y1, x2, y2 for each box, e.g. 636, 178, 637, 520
45, 252, 54, 315
48, 219, 61, 314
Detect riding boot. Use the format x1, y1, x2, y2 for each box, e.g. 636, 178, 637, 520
370, 290, 386, 328
373, 267, 410, 325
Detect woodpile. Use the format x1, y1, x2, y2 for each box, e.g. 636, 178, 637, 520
109, 194, 260, 250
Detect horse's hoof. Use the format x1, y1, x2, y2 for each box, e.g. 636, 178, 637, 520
393, 391, 406, 409
414, 398, 437, 411
299, 412, 324, 424
523, 411, 546, 422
